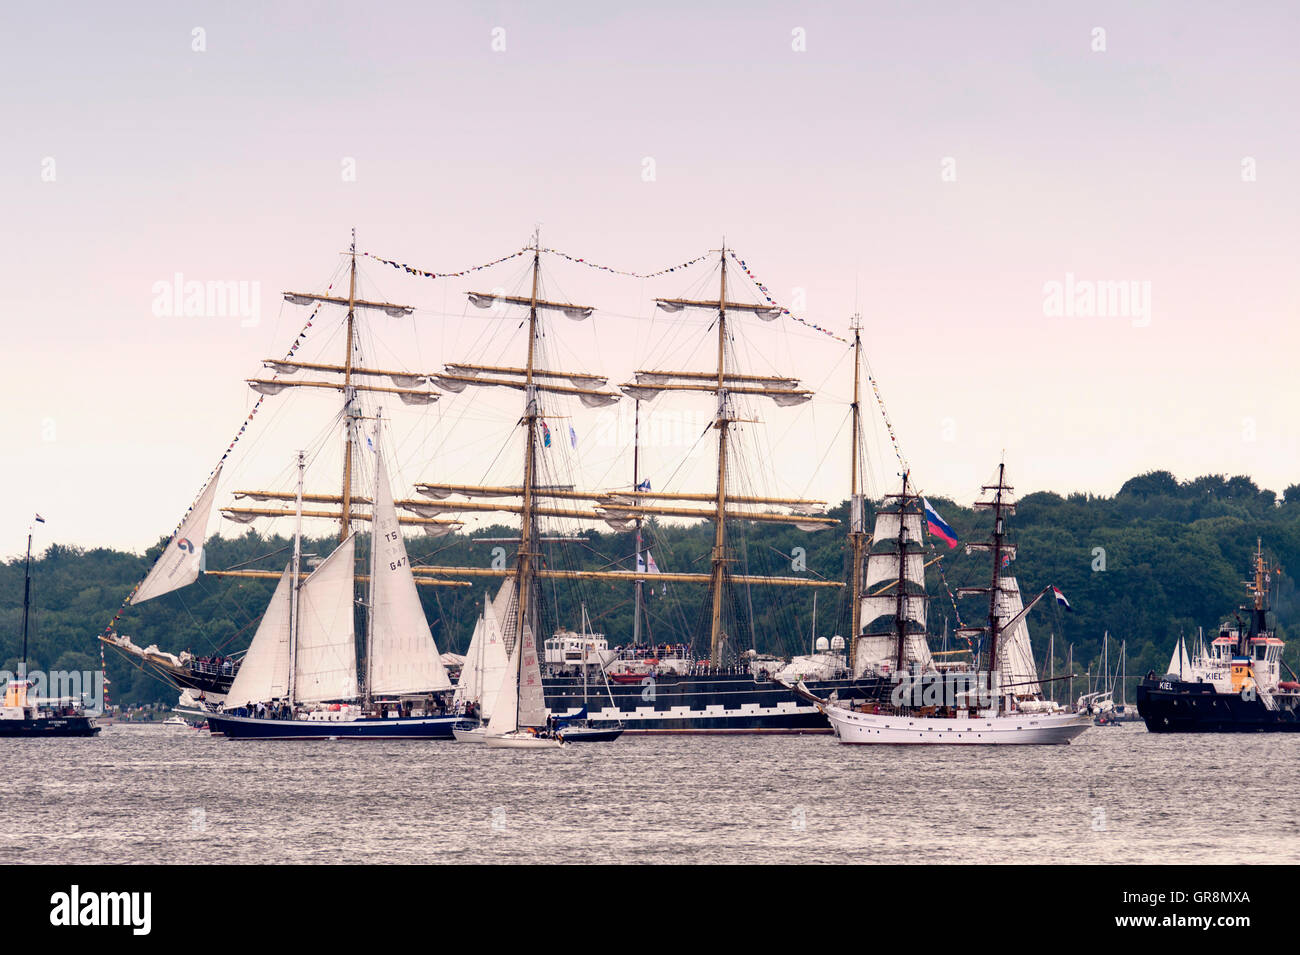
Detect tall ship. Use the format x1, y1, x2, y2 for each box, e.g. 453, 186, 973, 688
101, 234, 949, 734
410, 245, 893, 732
798, 464, 1090, 744
2, 518, 101, 738
1137, 541, 1300, 732
105, 237, 461, 738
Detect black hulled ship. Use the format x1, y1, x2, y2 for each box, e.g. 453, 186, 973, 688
1137, 541, 1300, 732
2, 519, 101, 738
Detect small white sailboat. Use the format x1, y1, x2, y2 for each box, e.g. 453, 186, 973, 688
484, 603, 564, 749
451, 581, 513, 743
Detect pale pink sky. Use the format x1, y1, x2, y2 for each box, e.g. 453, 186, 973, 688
4, 1, 1298, 552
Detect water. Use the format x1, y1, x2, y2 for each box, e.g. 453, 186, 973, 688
1, 723, 1295, 864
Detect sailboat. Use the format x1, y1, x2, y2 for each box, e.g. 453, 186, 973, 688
204, 420, 459, 739
802, 463, 1091, 744
484, 586, 564, 749
450, 581, 513, 743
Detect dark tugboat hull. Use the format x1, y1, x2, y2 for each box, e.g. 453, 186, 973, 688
1136, 678, 1300, 732
0, 716, 101, 737
543, 673, 884, 734
206, 712, 460, 739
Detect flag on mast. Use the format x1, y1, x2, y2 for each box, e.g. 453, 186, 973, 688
922, 498, 958, 548
1052, 586, 1073, 611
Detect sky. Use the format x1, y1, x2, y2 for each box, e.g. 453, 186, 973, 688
4, 1, 1299, 554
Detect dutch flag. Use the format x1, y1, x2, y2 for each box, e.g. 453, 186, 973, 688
1052, 586, 1073, 612
922, 498, 958, 549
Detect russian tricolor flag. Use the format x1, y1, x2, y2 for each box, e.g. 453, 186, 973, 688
1052, 586, 1073, 611
922, 498, 958, 549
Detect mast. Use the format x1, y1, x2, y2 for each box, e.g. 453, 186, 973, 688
515, 232, 544, 658
632, 398, 644, 646
287, 450, 305, 704
847, 315, 866, 672
340, 229, 360, 543
894, 473, 912, 672
955, 462, 1016, 712
364, 410, 382, 706
20, 523, 33, 683
707, 243, 731, 667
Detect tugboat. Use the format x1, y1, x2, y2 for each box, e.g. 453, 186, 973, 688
1137, 541, 1300, 732
1, 518, 101, 738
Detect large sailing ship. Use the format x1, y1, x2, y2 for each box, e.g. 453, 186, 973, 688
106, 237, 462, 739
1136, 541, 1300, 732
103, 234, 920, 735
800, 464, 1091, 744
412, 245, 891, 733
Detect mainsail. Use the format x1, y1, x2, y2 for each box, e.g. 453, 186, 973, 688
486, 619, 544, 734
224, 564, 293, 707
294, 534, 359, 703
131, 466, 222, 604
1167, 634, 1193, 678
367, 450, 451, 695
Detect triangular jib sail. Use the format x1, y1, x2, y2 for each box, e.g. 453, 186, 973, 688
224, 564, 293, 707
131, 466, 222, 604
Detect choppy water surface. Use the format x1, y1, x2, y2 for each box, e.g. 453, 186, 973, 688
0, 724, 1294, 864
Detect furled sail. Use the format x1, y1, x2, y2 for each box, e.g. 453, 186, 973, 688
131, 466, 222, 604
224, 564, 293, 707
294, 534, 359, 703
367, 453, 452, 695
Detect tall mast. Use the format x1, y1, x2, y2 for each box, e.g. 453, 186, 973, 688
847, 314, 866, 673
707, 243, 731, 667
20, 524, 33, 682
983, 462, 1009, 711
287, 450, 305, 704
364, 410, 382, 706
515, 232, 543, 655
340, 229, 360, 543
632, 398, 644, 646
894, 473, 911, 673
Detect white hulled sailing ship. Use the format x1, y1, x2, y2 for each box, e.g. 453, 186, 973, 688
801, 464, 1090, 744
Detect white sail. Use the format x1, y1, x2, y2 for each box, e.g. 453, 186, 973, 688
367, 452, 452, 695
996, 577, 1041, 696
864, 552, 926, 591
479, 587, 511, 719
294, 534, 359, 703
486, 643, 519, 735
131, 466, 222, 604
1167, 634, 1193, 678
516, 622, 547, 728
872, 512, 923, 544
860, 593, 928, 631
852, 633, 933, 677
224, 564, 293, 707
452, 613, 486, 709
485, 620, 544, 734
